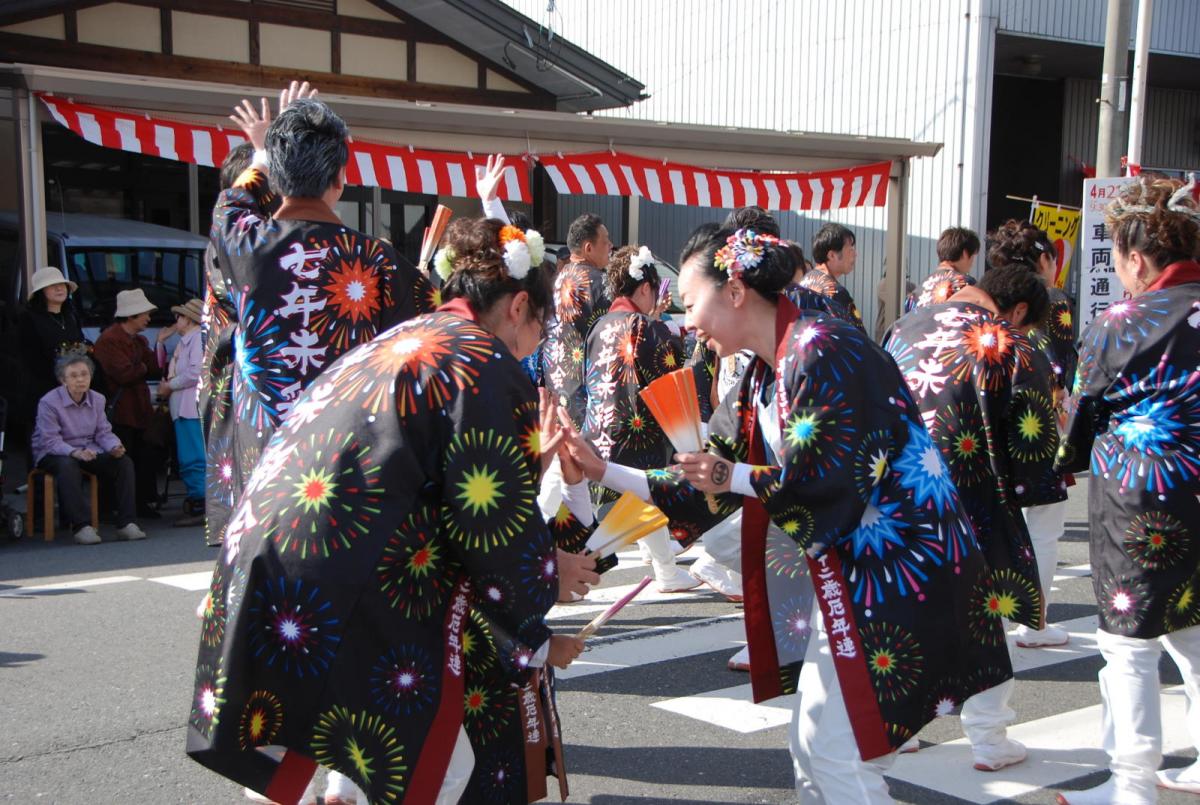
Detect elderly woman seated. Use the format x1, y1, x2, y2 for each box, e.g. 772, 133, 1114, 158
32, 353, 145, 545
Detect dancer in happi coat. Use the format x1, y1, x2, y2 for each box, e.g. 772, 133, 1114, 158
885, 264, 1059, 770
582, 244, 696, 592
1054, 175, 1200, 805
187, 216, 597, 805
913, 227, 980, 309
799, 222, 865, 330
561, 226, 1013, 803
542, 213, 614, 427
988, 220, 1078, 648
205, 83, 433, 547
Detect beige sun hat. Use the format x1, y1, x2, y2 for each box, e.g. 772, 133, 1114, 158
28, 266, 78, 300
171, 298, 204, 324
113, 288, 158, 318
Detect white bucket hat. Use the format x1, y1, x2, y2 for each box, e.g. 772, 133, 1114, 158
114, 288, 158, 318
28, 266, 78, 300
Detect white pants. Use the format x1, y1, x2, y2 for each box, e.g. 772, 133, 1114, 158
700, 510, 743, 571
1095, 624, 1200, 802
437, 726, 475, 805
789, 610, 898, 803
1024, 500, 1067, 605
960, 678, 1016, 748
642, 524, 683, 577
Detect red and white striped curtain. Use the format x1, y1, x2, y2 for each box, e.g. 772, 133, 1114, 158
38, 94, 530, 202
39, 94, 892, 212
537, 151, 891, 212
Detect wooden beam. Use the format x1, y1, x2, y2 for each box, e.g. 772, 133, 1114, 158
160, 7, 171, 56
406, 38, 416, 83
118, 0, 411, 40
0, 1, 105, 27
64, 10, 77, 43
477, 61, 486, 91
331, 30, 340, 75
249, 20, 260, 66
0, 32, 555, 110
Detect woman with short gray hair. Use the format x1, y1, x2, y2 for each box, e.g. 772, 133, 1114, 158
31, 352, 143, 544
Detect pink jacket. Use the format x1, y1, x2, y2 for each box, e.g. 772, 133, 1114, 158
166, 327, 203, 420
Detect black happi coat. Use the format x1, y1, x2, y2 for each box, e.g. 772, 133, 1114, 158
542, 261, 613, 427
885, 301, 1067, 629
188, 303, 591, 804
798, 268, 865, 331
203, 167, 434, 545
583, 297, 685, 508
1057, 268, 1200, 639
641, 295, 1012, 759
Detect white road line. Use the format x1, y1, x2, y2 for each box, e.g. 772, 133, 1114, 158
147, 571, 214, 591
560, 616, 746, 680
651, 615, 1105, 734
885, 686, 1190, 804
653, 684, 794, 733
0, 575, 143, 597
1054, 563, 1092, 581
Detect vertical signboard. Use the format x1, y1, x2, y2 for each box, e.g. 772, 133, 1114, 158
1079, 177, 1134, 331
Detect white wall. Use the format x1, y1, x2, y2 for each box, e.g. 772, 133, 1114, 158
503, 0, 991, 328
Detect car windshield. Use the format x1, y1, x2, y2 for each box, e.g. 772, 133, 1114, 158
67, 247, 203, 326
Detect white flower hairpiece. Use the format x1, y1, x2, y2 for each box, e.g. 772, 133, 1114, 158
526, 230, 545, 266
628, 245, 654, 281
433, 246, 456, 281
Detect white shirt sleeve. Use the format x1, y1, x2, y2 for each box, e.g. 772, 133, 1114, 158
481, 196, 511, 224
600, 462, 651, 501
559, 480, 595, 526
730, 462, 757, 497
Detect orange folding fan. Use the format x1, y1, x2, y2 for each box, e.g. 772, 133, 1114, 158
639, 368, 703, 454
584, 492, 669, 559
416, 204, 453, 275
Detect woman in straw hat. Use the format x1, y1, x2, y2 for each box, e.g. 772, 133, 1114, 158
158, 298, 205, 527
18, 266, 87, 419
93, 288, 166, 518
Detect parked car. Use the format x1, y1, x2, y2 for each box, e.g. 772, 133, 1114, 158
0, 212, 207, 341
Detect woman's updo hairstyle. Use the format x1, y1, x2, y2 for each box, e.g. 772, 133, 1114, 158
1105, 175, 1200, 267
679, 224, 798, 300
440, 217, 552, 320
986, 219, 1054, 272
606, 244, 660, 298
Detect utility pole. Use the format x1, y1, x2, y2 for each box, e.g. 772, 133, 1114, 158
1127, 0, 1154, 167
1096, 0, 1133, 177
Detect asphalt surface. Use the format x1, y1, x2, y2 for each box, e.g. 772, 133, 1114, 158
1, 475, 1195, 804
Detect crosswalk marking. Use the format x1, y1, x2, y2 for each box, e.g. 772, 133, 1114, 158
0, 574, 142, 597
884, 685, 1190, 804
147, 571, 214, 591
560, 616, 744, 679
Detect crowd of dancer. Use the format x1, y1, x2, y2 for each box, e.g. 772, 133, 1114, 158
185, 83, 1200, 805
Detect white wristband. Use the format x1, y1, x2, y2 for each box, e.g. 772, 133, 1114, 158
600, 462, 651, 501
730, 462, 756, 497
559, 480, 595, 526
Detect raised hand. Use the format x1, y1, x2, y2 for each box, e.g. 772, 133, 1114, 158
556, 410, 606, 482
278, 79, 317, 111
474, 154, 507, 203
538, 387, 565, 476
229, 97, 271, 152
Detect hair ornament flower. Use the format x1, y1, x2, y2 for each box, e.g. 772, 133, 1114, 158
714, 228, 780, 279
498, 225, 532, 280
1108, 172, 1200, 223
433, 245, 456, 281
525, 230, 545, 265
628, 245, 654, 281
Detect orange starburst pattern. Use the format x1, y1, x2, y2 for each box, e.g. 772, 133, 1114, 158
554, 266, 590, 323
960, 321, 1011, 365
323, 259, 381, 324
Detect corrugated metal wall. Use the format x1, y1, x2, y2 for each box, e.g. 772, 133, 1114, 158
504, 0, 978, 328
998, 0, 1200, 55
1060, 77, 1200, 198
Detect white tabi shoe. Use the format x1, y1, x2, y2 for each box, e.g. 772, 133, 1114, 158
1012, 623, 1070, 648
689, 553, 744, 602
1057, 776, 1156, 804
972, 737, 1027, 771
655, 565, 702, 593
1158, 760, 1200, 794
727, 645, 750, 671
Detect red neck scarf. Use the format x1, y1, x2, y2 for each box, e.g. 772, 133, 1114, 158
608, 297, 641, 315
437, 297, 478, 322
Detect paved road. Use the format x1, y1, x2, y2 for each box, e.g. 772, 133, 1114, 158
1, 476, 1195, 804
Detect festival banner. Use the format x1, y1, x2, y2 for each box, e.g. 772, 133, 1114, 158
1079, 177, 1135, 331
1030, 202, 1081, 289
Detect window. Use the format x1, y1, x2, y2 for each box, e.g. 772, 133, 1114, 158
66, 247, 205, 327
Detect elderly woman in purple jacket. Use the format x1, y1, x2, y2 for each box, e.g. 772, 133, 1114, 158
33, 353, 145, 545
